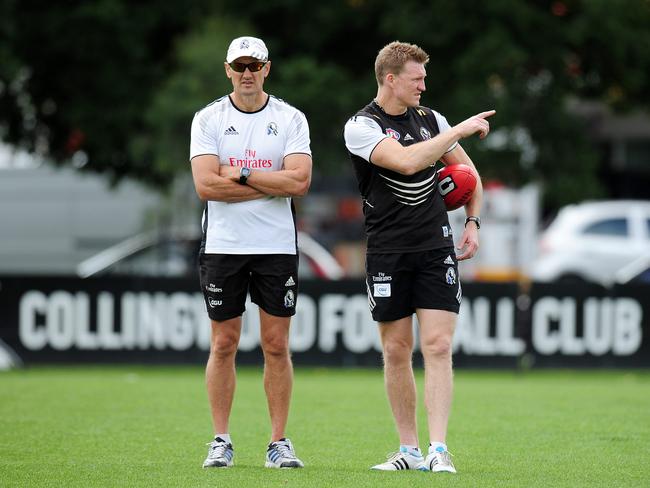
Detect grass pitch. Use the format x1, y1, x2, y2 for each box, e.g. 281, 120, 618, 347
1, 366, 649, 487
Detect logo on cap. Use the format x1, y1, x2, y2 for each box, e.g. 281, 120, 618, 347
240, 39, 249, 49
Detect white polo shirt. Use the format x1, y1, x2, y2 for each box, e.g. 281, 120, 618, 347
190, 95, 311, 255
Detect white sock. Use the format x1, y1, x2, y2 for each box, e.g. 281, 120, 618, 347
429, 441, 447, 453
215, 433, 232, 444
400, 445, 422, 457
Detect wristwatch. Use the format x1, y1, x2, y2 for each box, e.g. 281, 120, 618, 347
238, 167, 251, 185
465, 216, 481, 229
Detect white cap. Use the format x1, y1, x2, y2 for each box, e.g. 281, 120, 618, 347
226, 36, 269, 63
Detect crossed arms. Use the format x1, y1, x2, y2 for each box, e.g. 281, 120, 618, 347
191, 153, 312, 202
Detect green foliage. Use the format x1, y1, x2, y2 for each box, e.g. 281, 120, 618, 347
240, 0, 648, 208
132, 17, 253, 186
2, 0, 650, 209
269, 57, 366, 174
0, 0, 215, 185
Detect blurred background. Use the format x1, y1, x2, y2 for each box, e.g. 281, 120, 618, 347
1, 0, 650, 368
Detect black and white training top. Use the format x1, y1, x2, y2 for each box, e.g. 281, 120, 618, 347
344, 100, 457, 254
190, 95, 311, 255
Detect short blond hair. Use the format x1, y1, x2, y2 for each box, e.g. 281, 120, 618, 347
375, 41, 429, 85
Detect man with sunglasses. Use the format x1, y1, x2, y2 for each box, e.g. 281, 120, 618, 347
344, 41, 494, 474
190, 36, 312, 470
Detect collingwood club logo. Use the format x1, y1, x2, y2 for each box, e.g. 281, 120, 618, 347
446, 267, 457, 285
240, 39, 249, 49
267, 122, 278, 136
284, 290, 295, 308
420, 127, 431, 140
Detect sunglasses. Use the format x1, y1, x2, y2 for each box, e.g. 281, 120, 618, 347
228, 61, 267, 73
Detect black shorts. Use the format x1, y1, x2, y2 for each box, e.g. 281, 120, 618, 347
198, 253, 299, 321
365, 248, 461, 322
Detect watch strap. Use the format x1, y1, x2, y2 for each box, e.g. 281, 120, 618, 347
465, 216, 481, 229
238, 167, 250, 185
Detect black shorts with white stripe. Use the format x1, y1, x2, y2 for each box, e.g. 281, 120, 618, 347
199, 253, 298, 321
365, 247, 461, 322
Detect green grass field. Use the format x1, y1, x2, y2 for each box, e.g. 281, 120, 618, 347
1, 366, 649, 487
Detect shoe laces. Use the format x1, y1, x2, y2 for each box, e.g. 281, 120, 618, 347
271, 440, 297, 460
386, 448, 421, 461
385, 451, 403, 462
207, 440, 230, 458
434, 449, 454, 464
385, 450, 413, 462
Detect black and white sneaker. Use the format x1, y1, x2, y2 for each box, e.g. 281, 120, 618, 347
421, 445, 456, 473
370, 447, 425, 471
265, 438, 304, 468
202, 437, 234, 468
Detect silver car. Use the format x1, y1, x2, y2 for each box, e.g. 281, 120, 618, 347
531, 200, 650, 286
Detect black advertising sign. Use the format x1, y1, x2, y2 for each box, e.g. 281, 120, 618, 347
0, 277, 647, 367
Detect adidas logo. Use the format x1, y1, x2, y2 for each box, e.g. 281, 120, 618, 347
404, 133, 414, 141
285, 276, 295, 287
444, 255, 455, 265
224, 126, 239, 135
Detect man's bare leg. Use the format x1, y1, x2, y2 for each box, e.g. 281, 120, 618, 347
206, 317, 242, 434
259, 308, 293, 441
379, 317, 418, 447
416, 308, 456, 445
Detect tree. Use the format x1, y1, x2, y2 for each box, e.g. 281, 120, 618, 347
0, 0, 215, 185
2, 0, 650, 212
234, 0, 650, 209
130, 17, 254, 186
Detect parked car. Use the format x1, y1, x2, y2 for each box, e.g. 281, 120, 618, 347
614, 252, 650, 284
531, 200, 650, 286
76, 229, 344, 280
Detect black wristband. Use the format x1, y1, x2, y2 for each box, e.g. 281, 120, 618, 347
465, 216, 481, 229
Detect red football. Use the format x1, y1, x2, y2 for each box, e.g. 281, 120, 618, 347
437, 164, 478, 211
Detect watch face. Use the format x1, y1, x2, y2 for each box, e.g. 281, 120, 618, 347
241, 167, 251, 177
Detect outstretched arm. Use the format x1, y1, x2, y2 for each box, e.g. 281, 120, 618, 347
370, 110, 495, 175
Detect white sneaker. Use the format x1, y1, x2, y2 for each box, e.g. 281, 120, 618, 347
370, 447, 425, 471
202, 437, 234, 468
265, 438, 304, 468
421, 446, 456, 473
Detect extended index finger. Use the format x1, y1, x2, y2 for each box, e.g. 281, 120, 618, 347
477, 110, 496, 119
